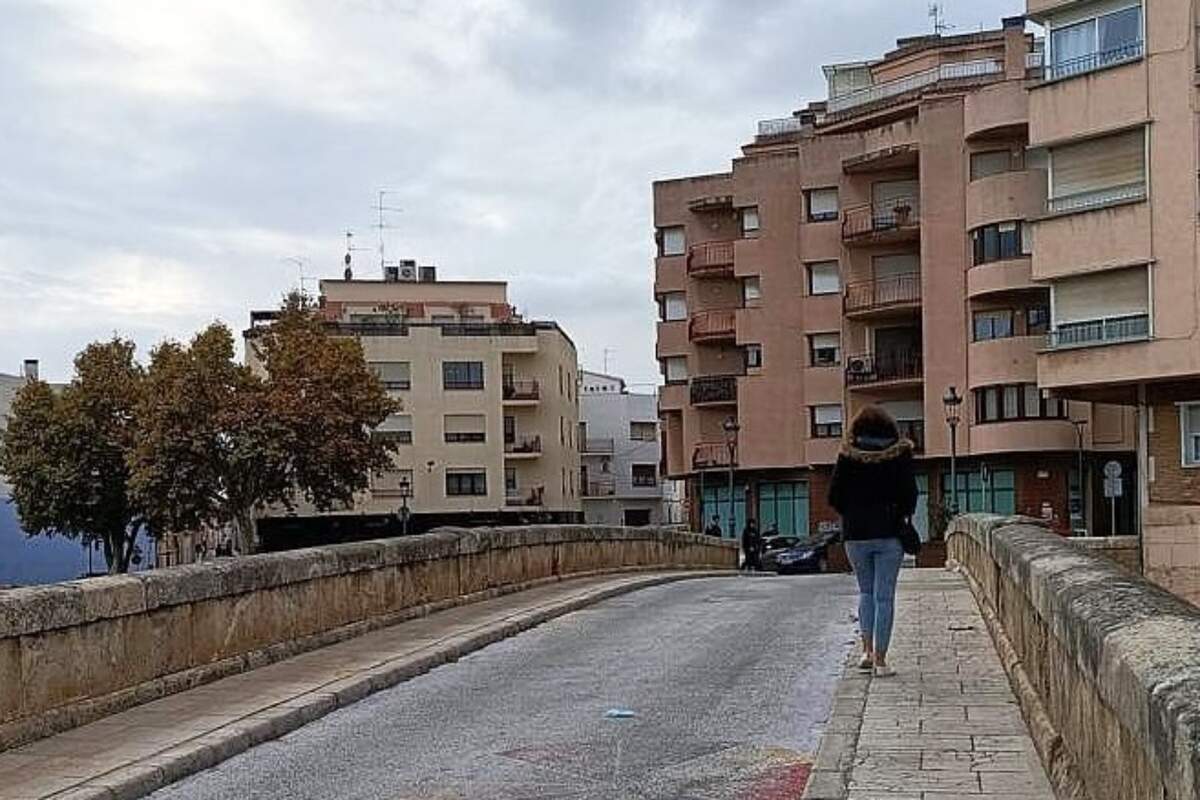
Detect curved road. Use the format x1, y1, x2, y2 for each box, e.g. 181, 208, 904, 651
153, 575, 858, 800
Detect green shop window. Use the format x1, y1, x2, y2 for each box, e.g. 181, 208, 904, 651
942, 468, 1015, 515
757, 481, 810, 538
701, 485, 747, 540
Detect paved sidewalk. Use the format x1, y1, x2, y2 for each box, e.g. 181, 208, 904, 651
805, 569, 1056, 800
0, 570, 730, 800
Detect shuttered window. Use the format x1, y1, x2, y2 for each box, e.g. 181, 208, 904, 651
970, 150, 1019, 181
873, 179, 919, 207
659, 226, 686, 256
806, 188, 839, 222
1052, 266, 1148, 325
873, 253, 919, 278
444, 414, 486, 443
663, 356, 688, 383
661, 292, 687, 321
808, 261, 841, 295
370, 361, 411, 390
810, 333, 841, 366
1181, 404, 1200, 467
375, 414, 413, 445
811, 405, 844, 438
1049, 128, 1146, 212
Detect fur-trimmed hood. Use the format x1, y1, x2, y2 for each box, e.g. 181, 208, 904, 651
840, 436, 914, 464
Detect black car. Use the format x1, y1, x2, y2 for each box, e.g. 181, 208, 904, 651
761, 531, 838, 574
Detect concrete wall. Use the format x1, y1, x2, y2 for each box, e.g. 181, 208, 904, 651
948, 514, 1200, 800
0, 525, 733, 752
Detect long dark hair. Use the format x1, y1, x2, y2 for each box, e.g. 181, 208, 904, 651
848, 404, 900, 443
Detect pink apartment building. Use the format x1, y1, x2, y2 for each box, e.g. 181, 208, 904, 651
654, 17, 1140, 551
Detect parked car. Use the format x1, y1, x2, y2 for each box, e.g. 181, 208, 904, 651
761, 531, 839, 575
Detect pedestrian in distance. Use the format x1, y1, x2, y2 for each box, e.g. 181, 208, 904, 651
741, 518, 762, 572
704, 513, 723, 538
828, 404, 918, 678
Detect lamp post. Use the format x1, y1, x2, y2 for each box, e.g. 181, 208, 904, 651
722, 416, 740, 540
397, 476, 413, 537
943, 386, 963, 516
1069, 418, 1088, 534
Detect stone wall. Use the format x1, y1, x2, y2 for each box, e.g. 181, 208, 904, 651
948, 515, 1200, 800
1068, 535, 1142, 574
0, 525, 734, 751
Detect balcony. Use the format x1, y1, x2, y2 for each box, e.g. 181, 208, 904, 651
826, 59, 1002, 117
687, 242, 735, 279
844, 273, 921, 316
1047, 181, 1146, 217
757, 116, 806, 138
842, 197, 920, 244
504, 435, 542, 458
688, 310, 738, 344
583, 476, 616, 498
502, 378, 540, 403
505, 486, 545, 508
846, 351, 923, 388
1046, 314, 1150, 351
1043, 41, 1143, 83
583, 437, 615, 454
897, 419, 925, 453
693, 442, 734, 470
689, 375, 739, 407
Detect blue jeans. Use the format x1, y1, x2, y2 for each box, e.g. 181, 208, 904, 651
844, 538, 903, 654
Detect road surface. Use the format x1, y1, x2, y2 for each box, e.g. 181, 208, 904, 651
152, 574, 858, 800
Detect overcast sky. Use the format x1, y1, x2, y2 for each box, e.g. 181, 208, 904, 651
0, 0, 1023, 385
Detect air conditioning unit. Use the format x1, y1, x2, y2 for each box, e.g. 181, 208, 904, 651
398, 265, 417, 281
419, 266, 437, 282
383, 263, 418, 282
847, 357, 869, 375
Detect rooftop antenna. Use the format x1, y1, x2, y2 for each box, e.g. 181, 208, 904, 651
928, 2, 953, 35
281, 256, 315, 295
344, 230, 370, 280
603, 348, 615, 374
372, 189, 404, 272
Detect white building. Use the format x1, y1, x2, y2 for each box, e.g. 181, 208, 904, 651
579, 371, 669, 526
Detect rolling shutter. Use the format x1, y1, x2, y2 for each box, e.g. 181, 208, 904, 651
1053, 266, 1148, 325
1051, 128, 1144, 199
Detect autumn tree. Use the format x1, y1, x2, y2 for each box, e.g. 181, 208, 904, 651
0, 339, 145, 573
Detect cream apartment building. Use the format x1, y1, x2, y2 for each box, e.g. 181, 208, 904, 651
655, 18, 1138, 543
1025, 0, 1200, 603
246, 268, 582, 548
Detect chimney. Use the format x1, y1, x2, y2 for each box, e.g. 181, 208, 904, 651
22, 359, 38, 381
1002, 15, 1029, 79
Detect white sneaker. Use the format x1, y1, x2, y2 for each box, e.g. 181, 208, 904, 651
874, 665, 896, 678
858, 654, 874, 671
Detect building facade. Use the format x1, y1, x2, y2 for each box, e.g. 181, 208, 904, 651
579, 371, 667, 526
246, 270, 582, 548
1024, 0, 1200, 604
654, 18, 1138, 544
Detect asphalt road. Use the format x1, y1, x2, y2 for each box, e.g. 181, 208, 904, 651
153, 574, 859, 800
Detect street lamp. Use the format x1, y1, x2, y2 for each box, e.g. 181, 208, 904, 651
943, 386, 963, 516
397, 476, 413, 536
722, 416, 740, 539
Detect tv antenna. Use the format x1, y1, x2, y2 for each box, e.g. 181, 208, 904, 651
280, 256, 315, 295
928, 2, 953, 35
343, 230, 370, 280
603, 347, 615, 374
372, 189, 404, 272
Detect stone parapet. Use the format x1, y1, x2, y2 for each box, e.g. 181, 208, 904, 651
1068, 535, 1142, 574
0, 525, 734, 752
948, 514, 1200, 800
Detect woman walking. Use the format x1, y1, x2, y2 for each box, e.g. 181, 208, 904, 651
828, 405, 918, 677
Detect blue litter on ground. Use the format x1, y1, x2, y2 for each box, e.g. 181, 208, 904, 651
604, 708, 637, 719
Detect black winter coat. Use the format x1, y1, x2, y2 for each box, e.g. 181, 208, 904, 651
828, 436, 919, 542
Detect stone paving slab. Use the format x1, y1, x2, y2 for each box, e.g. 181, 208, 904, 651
803, 569, 1056, 800
0, 570, 732, 800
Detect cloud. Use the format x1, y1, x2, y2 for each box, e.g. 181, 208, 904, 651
0, 0, 1025, 383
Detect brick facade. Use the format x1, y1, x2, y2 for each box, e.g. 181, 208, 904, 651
1148, 402, 1200, 505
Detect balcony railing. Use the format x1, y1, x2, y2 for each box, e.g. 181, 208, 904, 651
757, 116, 806, 137
844, 273, 922, 314
688, 310, 738, 343
897, 419, 925, 452
441, 322, 538, 337
826, 59, 1002, 115
689, 375, 739, 406
583, 437, 615, 454
845, 351, 923, 386
1045, 41, 1143, 82
504, 435, 542, 455
505, 486, 545, 507
583, 477, 616, 498
1047, 314, 1150, 350
842, 196, 920, 240
502, 378, 541, 401
693, 442, 734, 470
1047, 181, 1146, 216
687, 241, 735, 277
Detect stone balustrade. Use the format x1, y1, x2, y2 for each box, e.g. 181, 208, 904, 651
948, 514, 1200, 800
0, 525, 734, 752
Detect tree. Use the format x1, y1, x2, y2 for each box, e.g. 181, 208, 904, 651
0, 339, 145, 573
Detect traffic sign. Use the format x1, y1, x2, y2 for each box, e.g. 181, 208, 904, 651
1104, 460, 1122, 479
1104, 477, 1123, 498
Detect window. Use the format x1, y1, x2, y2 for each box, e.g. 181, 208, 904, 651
658, 226, 686, 256
971, 221, 1029, 265
443, 361, 484, 390
1049, 128, 1146, 214
808, 261, 840, 295
745, 344, 763, 370
372, 466, 413, 496
446, 470, 487, 496
370, 361, 411, 391
1028, 305, 1050, 336
806, 188, 839, 222
663, 356, 688, 384
811, 405, 843, 438
630, 421, 657, 441
742, 277, 762, 305
624, 509, 652, 526
1050, 265, 1150, 348
1180, 404, 1200, 467
660, 292, 687, 321
1048, 4, 1142, 81
444, 414, 486, 443
973, 310, 1014, 341
974, 384, 1068, 423
942, 468, 1016, 515
810, 333, 841, 367
741, 206, 760, 235
504, 415, 515, 445
970, 150, 1022, 181
374, 414, 413, 445
505, 466, 518, 495
631, 464, 658, 487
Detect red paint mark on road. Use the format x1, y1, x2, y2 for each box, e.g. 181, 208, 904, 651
740, 761, 811, 800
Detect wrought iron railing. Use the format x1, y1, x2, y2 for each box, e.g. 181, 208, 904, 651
826, 59, 1002, 114
502, 378, 540, 401
1045, 41, 1143, 82
505, 486, 545, 507
845, 273, 922, 313
440, 322, 538, 337
1047, 181, 1145, 215
583, 477, 616, 497
842, 196, 921, 240
1047, 314, 1150, 350
845, 351, 924, 385
689, 375, 739, 405
687, 241, 736, 276
504, 435, 542, 455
